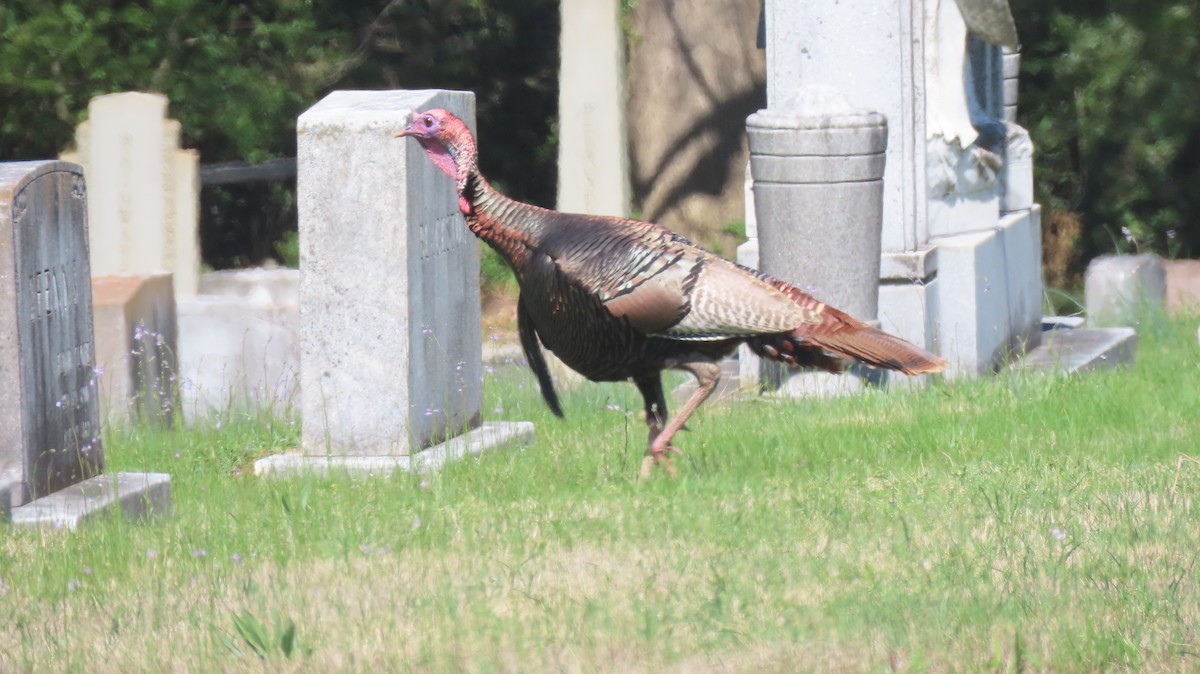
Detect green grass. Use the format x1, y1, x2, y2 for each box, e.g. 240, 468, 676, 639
3, 317, 1200, 672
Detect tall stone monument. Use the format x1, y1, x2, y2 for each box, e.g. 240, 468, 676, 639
61, 92, 201, 297
1, 160, 169, 526
557, 0, 630, 217
754, 0, 1041, 379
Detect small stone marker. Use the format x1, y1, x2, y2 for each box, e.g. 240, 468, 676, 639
254, 89, 531, 477
1085, 254, 1166, 327
1165, 260, 1200, 316
1, 160, 170, 525
92, 273, 178, 425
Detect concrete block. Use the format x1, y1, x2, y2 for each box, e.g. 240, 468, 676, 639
298, 90, 482, 456
1165, 260, 1200, 316
1018, 328, 1137, 375
254, 421, 534, 478
558, 0, 628, 216
0, 161, 105, 506
92, 273, 178, 425
177, 293, 299, 420
60, 92, 201, 296
1085, 254, 1167, 327
10, 472, 170, 530
879, 276, 940, 352
933, 209, 1042, 378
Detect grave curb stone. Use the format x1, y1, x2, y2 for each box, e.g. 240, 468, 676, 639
1016, 327, 1137, 375
10, 472, 171, 530
254, 421, 534, 478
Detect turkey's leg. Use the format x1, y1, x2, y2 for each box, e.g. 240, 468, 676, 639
642, 359, 722, 478
634, 374, 673, 478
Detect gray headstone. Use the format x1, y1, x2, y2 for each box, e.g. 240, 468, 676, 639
1085, 254, 1166, 328
297, 90, 482, 456
0, 160, 104, 506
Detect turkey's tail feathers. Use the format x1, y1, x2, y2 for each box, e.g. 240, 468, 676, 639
750, 281, 947, 376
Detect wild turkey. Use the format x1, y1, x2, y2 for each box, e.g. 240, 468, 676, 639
397, 109, 946, 477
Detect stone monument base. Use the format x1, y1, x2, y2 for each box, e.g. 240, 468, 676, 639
254, 421, 534, 478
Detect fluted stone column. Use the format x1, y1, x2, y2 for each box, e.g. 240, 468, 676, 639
745, 86, 887, 395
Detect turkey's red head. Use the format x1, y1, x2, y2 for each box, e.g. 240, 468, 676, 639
395, 109, 477, 183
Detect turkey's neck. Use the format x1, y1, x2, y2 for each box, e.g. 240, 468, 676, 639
461, 168, 553, 278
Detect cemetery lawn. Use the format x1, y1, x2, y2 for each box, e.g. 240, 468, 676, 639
3, 318, 1200, 673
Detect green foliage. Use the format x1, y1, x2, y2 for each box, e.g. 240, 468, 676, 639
0, 0, 342, 163
273, 230, 300, 269
224, 609, 298, 659
479, 241, 517, 295
1015, 1, 1200, 265
0, 0, 560, 267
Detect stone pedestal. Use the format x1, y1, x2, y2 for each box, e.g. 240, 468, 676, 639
745, 86, 887, 392
297, 90, 483, 457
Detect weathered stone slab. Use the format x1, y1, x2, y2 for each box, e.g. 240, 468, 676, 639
254, 421, 534, 478
176, 268, 299, 421
1085, 254, 1166, 327
1017, 327, 1137, 375
9, 472, 171, 529
298, 90, 483, 456
61, 92, 201, 296
92, 273, 178, 425
176, 293, 298, 420
0, 160, 104, 506
199, 267, 298, 305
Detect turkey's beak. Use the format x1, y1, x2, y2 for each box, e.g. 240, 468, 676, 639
394, 127, 415, 138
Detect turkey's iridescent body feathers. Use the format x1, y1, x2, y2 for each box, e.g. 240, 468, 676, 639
398, 109, 946, 476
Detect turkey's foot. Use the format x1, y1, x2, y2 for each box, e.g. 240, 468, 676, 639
639, 444, 681, 479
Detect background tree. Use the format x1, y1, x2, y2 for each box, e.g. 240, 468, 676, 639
1014, 0, 1200, 286
0, 0, 558, 269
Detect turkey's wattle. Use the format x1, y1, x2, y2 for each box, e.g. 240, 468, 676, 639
398, 108, 946, 477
